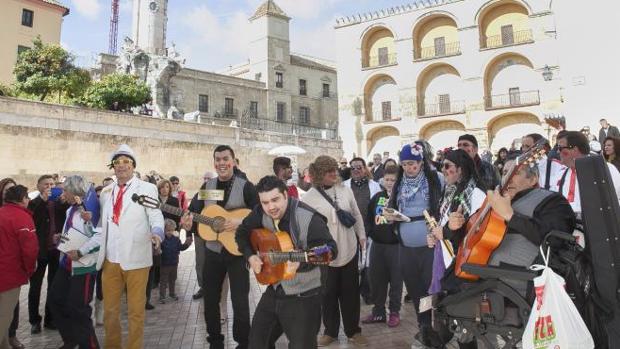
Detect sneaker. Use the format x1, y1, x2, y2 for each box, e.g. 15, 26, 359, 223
192, 288, 204, 300
169, 294, 179, 301
159, 298, 166, 304
348, 333, 368, 346
387, 312, 400, 328
317, 335, 336, 347
361, 313, 385, 324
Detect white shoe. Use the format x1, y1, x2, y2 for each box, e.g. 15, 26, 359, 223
95, 299, 104, 326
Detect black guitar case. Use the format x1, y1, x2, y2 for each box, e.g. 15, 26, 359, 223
575, 155, 620, 347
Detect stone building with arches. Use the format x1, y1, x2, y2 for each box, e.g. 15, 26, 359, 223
335, 0, 565, 158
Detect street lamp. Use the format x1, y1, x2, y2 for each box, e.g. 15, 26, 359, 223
542, 65, 553, 81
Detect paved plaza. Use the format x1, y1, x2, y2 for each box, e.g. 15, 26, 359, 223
12, 243, 458, 349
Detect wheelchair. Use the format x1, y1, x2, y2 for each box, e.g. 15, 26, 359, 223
432, 230, 587, 349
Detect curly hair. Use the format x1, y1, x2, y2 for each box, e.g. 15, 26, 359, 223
309, 155, 339, 187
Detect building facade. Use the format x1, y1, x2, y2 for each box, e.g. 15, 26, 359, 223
335, 0, 564, 157
99, 0, 338, 139
0, 0, 69, 85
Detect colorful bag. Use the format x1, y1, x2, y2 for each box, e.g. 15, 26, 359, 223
522, 248, 594, 349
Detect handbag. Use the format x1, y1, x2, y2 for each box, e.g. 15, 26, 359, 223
317, 187, 357, 228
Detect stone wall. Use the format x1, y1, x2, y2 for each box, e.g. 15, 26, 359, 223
0, 97, 342, 192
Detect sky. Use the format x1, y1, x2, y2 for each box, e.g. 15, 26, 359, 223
61, 0, 403, 71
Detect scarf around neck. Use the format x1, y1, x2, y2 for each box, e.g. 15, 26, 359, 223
398, 171, 429, 209
439, 178, 477, 221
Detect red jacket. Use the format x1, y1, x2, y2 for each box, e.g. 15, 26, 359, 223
0, 203, 39, 292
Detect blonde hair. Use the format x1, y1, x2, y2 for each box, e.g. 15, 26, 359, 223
309, 155, 339, 187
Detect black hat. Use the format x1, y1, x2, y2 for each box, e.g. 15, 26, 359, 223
458, 134, 479, 148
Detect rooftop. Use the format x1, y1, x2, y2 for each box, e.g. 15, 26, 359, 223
250, 0, 290, 21
334, 0, 461, 28
40, 0, 70, 16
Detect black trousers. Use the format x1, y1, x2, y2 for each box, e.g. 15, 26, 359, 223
369, 242, 403, 316
95, 270, 103, 301
399, 245, 434, 328
248, 286, 322, 349
203, 248, 249, 349
49, 268, 99, 349
8, 302, 18, 337
322, 255, 362, 338
28, 251, 59, 325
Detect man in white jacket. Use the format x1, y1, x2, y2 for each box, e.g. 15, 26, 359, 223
97, 144, 164, 349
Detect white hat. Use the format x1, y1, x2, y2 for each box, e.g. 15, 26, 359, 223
110, 144, 137, 167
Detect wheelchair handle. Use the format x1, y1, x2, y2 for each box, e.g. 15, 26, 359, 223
543, 230, 576, 246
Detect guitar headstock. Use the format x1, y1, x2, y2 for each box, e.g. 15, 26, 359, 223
501, 139, 548, 190
131, 193, 161, 209
307, 245, 332, 265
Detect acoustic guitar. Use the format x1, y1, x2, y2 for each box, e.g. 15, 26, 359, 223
250, 228, 331, 285
454, 141, 546, 280
132, 194, 250, 256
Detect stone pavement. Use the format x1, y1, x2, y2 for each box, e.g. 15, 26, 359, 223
13, 244, 459, 349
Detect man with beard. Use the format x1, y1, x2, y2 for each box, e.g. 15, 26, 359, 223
235, 176, 337, 348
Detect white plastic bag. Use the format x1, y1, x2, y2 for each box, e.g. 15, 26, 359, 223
522, 248, 594, 349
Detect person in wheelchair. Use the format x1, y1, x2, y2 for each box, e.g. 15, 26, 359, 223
436, 154, 577, 349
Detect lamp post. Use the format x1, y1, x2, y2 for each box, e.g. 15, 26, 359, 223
542, 65, 553, 81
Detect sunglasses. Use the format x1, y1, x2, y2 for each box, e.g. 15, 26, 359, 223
112, 159, 134, 166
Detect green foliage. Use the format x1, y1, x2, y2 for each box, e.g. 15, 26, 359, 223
0, 83, 14, 97
79, 73, 151, 111
13, 37, 88, 101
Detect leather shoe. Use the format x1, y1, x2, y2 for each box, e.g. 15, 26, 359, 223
8, 336, 25, 349
31, 323, 41, 334
192, 288, 204, 300
145, 302, 155, 310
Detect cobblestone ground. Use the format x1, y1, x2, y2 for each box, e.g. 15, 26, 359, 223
14, 245, 460, 349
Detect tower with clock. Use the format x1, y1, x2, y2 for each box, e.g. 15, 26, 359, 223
131, 0, 168, 55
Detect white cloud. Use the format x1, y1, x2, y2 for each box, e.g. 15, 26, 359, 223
71, 0, 102, 19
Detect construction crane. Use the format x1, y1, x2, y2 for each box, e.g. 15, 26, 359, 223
108, 0, 119, 54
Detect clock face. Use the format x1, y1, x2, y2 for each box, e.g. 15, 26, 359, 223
149, 1, 159, 12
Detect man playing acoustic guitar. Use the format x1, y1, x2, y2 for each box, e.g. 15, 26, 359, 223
185, 145, 258, 349
435, 153, 576, 349
235, 176, 338, 349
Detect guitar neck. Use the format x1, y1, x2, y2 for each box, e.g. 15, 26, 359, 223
159, 203, 215, 227
263, 251, 309, 264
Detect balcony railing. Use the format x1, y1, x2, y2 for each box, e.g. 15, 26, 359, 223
239, 115, 338, 140
365, 113, 400, 123
484, 90, 540, 110
481, 29, 533, 49
209, 108, 239, 118
414, 42, 461, 60
362, 53, 397, 69
417, 100, 465, 118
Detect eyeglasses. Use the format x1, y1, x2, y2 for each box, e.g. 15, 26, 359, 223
112, 159, 134, 166
557, 145, 575, 152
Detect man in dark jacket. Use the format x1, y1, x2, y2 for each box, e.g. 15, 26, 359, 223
235, 176, 337, 349
458, 134, 500, 190
599, 118, 620, 143
0, 185, 38, 348
27, 175, 68, 333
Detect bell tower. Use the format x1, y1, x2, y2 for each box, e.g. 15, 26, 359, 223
131, 0, 168, 55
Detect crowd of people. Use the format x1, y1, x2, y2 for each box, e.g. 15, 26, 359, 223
1, 119, 620, 349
